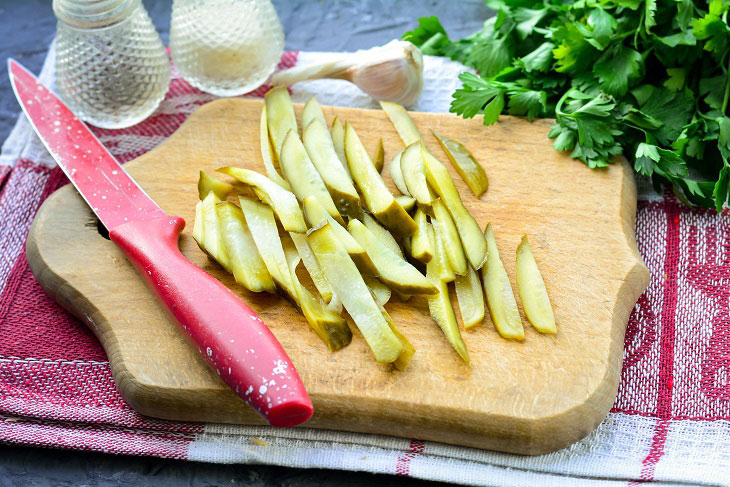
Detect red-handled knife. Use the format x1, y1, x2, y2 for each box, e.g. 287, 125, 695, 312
8, 59, 313, 427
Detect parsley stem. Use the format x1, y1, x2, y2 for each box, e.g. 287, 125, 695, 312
722, 73, 730, 115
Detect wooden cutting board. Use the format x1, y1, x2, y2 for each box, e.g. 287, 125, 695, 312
26, 98, 649, 455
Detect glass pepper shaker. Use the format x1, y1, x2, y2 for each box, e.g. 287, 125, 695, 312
53, 0, 171, 129
170, 0, 285, 97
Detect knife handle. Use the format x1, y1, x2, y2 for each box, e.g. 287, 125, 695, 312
109, 215, 313, 427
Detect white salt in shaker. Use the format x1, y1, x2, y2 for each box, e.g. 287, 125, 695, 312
53, 0, 170, 129
170, 0, 284, 96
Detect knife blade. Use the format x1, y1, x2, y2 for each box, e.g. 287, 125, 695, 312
8, 59, 313, 427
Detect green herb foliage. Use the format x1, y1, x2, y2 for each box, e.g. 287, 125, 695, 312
404, 0, 730, 211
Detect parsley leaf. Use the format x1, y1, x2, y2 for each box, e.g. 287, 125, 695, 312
508, 90, 547, 119
638, 87, 694, 145
450, 73, 504, 120
593, 45, 643, 96
468, 37, 513, 78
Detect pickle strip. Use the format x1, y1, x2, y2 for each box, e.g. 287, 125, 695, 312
308, 222, 405, 364
348, 219, 437, 295
455, 265, 485, 329
516, 235, 557, 334
302, 115, 362, 220
265, 85, 297, 158
364, 274, 392, 306
238, 196, 297, 301
432, 130, 488, 198
198, 192, 231, 270
410, 208, 433, 263
217, 166, 307, 233
217, 202, 276, 293
372, 138, 385, 173
388, 149, 410, 196
422, 148, 487, 270
362, 213, 403, 258
330, 116, 350, 176
431, 219, 456, 283
282, 236, 352, 351
395, 195, 416, 212
280, 130, 344, 225
302, 196, 378, 276
432, 198, 468, 276
301, 96, 327, 129
425, 231, 469, 363
375, 296, 415, 370
260, 105, 292, 191
379, 101, 423, 146
198, 170, 233, 200
344, 122, 417, 237
290, 231, 333, 303
482, 224, 524, 340
400, 142, 434, 206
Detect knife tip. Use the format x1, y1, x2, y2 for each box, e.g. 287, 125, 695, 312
267, 399, 314, 428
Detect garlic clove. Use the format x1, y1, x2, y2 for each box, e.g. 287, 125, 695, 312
270, 40, 424, 107
346, 40, 423, 106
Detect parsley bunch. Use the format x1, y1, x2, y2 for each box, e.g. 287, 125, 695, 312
404, 0, 730, 210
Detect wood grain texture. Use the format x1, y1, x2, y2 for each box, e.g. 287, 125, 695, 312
26, 98, 649, 454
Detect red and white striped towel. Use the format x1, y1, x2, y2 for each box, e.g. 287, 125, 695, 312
1, 43, 729, 487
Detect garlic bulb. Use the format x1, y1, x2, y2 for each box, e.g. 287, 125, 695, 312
270, 40, 424, 106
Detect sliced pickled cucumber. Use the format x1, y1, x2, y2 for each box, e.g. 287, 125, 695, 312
217, 166, 307, 233
395, 195, 416, 212
265, 85, 297, 158
431, 219, 455, 283
400, 142, 434, 206
516, 235, 556, 334
238, 196, 297, 301
363, 274, 392, 306
279, 130, 344, 225
302, 196, 378, 276
344, 122, 416, 237
330, 116, 349, 176
348, 219, 437, 295
379, 101, 423, 146
198, 192, 231, 271
482, 224, 524, 340
432, 130, 488, 198
422, 148, 487, 270
362, 213, 403, 258
308, 222, 405, 364
198, 170, 233, 200
425, 230, 469, 363
388, 149, 410, 196
217, 202, 276, 293
455, 265, 485, 329
410, 208, 433, 263
302, 116, 362, 220
259, 105, 292, 191
372, 138, 384, 173
290, 231, 333, 303
301, 96, 327, 129
282, 236, 352, 351
432, 198, 467, 276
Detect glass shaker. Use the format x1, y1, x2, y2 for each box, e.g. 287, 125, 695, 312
170, 0, 284, 97
53, 0, 171, 129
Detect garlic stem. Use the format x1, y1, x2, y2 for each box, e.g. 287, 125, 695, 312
270, 40, 424, 107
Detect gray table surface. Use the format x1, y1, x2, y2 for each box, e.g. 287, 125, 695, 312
0, 1, 489, 485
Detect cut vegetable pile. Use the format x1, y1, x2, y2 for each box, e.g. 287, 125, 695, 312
193, 86, 557, 370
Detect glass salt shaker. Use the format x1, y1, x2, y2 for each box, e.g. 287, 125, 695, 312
53, 0, 171, 129
170, 0, 285, 97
